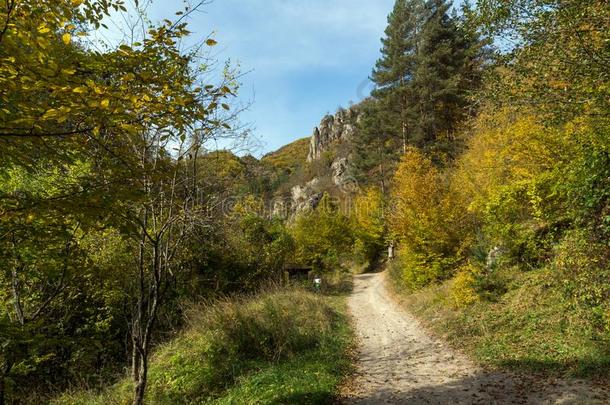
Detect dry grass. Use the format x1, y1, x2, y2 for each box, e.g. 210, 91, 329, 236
53, 288, 354, 405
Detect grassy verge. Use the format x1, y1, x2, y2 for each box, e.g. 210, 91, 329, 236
388, 264, 610, 378
53, 288, 354, 405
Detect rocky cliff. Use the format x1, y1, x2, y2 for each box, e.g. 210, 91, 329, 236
268, 106, 361, 217
307, 107, 359, 162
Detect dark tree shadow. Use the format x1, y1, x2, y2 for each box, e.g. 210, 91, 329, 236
339, 370, 610, 405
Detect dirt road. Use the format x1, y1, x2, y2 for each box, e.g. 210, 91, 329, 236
344, 272, 608, 404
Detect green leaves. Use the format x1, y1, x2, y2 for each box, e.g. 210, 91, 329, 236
0, 1, 243, 401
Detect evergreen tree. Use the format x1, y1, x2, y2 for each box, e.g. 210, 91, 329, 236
352, 99, 399, 194
408, 0, 481, 158
371, 0, 424, 153
366, 0, 487, 163
371, 0, 422, 98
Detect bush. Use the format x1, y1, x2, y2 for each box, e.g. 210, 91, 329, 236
450, 264, 481, 308
196, 291, 336, 362
290, 194, 354, 271
553, 230, 610, 334
53, 289, 349, 405
394, 246, 458, 291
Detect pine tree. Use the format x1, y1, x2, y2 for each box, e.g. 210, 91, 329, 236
371, 0, 424, 153
352, 99, 399, 194
367, 0, 487, 163
408, 0, 486, 159
371, 0, 422, 97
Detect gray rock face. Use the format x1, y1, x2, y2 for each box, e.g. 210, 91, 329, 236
307, 107, 359, 162
331, 157, 359, 193
330, 157, 350, 185
271, 198, 289, 219
291, 178, 322, 213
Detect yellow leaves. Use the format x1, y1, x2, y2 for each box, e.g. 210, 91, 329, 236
42, 108, 59, 119
119, 123, 139, 134
26, 213, 36, 224
71, 0, 84, 6
206, 39, 218, 46
37, 37, 49, 49
450, 264, 481, 308
130, 95, 140, 107
72, 86, 87, 94
389, 147, 450, 251
38, 26, 51, 34
453, 106, 567, 216
61, 68, 76, 75
62, 33, 71, 45
353, 187, 384, 236
42, 107, 69, 123
100, 99, 110, 109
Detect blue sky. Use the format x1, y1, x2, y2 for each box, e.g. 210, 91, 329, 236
139, 0, 396, 155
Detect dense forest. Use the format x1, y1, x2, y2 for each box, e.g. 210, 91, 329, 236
1, 0, 608, 404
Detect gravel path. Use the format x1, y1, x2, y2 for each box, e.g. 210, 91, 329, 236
344, 272, 609, 404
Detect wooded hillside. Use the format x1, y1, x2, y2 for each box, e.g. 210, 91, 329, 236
0, 0, 608, 404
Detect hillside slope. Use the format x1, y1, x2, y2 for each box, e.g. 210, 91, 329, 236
53, 289, 353, 405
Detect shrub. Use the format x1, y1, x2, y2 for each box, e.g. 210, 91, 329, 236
351, 187, 386, 266
450, 264, 481, 308
553, 230, 610, 334
290, 194, 354, 271
53, 289, 346, 405
394, 246, 458, 291
196, 290, 336, 363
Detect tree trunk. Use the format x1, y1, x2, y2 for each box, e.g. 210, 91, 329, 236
132, 353, 148, 405
402, 122, 407, 154
131, 339, 140, 381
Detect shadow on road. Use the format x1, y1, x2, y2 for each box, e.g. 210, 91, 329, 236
343, 370, 609, 404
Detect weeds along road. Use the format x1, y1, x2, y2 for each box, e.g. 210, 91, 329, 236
344, 272, 608, 405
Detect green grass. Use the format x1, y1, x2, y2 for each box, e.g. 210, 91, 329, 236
53, 289, 354, 405
389, 266, 610, 378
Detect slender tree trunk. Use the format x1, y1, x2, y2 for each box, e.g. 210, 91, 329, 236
132, 205, 148, 401
133, 351, 148, 405
131, 338, 140, 381
132, 237, 163, 405
402, 122, 407, 154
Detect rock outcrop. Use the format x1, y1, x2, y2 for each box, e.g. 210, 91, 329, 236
290, 178, 322, 213
273, 106, 361, 218
331, 157, 358, 192
307, 107, 359, 162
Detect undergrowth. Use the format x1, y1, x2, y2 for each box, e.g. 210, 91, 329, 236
53, 288, 353, 405
388, 227, 610, 379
